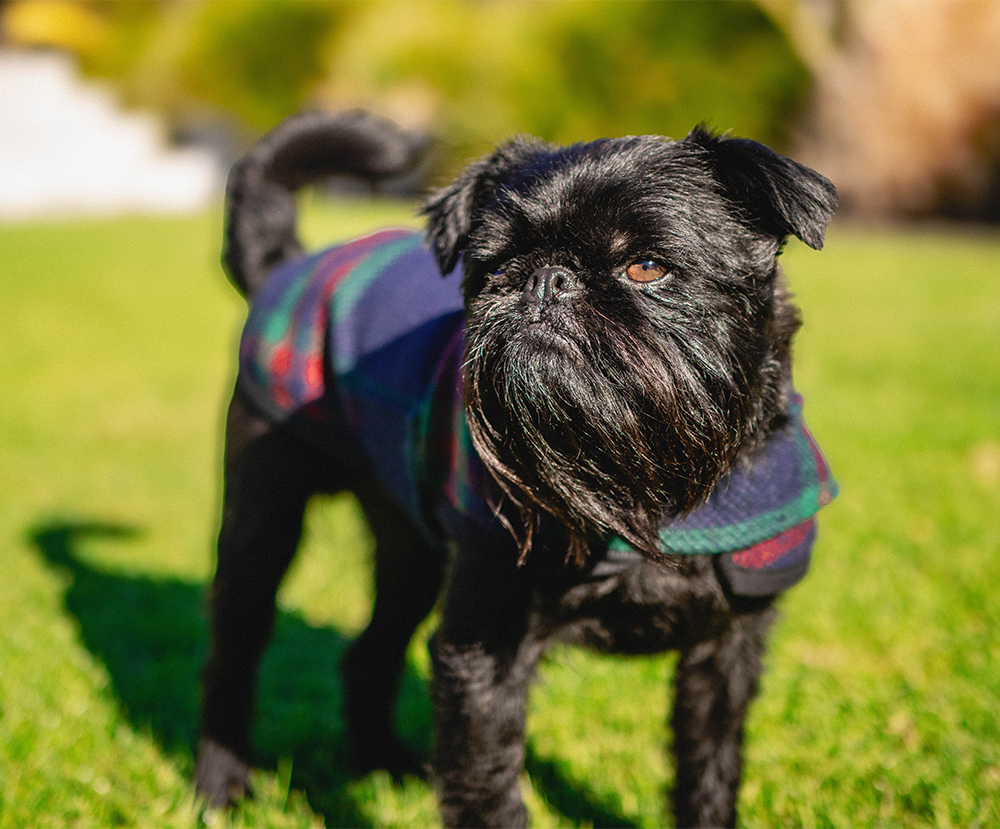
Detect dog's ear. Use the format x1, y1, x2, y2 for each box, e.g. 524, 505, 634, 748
423, 157, 495, 275
423, 138, 548, 274
686, 126, 837, 250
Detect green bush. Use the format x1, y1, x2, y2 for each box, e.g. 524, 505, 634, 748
358, 0, 809, 162
12, 0, 810, 166
177, 1, 346, 131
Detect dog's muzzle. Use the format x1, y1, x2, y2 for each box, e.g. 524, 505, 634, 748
522, 266, 575, 309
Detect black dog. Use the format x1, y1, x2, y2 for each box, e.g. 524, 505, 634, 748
195, 111, 837, 827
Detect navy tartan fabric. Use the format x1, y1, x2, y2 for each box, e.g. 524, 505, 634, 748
238, 230, 838, 595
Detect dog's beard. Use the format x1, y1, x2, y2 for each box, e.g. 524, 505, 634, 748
463, 285, 761, 565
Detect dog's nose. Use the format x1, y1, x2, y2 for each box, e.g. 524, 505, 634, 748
523, 266, 573, 306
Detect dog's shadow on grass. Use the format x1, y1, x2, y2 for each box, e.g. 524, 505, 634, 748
29, 519, 639, 828
28, 519, 382, 826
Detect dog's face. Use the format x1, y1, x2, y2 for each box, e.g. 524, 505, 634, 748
424, 128, 836, 562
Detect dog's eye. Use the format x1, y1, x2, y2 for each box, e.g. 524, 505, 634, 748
624, 260, 670, 283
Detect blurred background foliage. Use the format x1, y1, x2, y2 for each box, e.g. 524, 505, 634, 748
5, 0, 1000, 218
4, 0, 810, 174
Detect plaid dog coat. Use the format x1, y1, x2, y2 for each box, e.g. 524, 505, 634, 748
237, 229, 837, 596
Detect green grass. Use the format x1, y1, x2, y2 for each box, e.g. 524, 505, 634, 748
1, 201, 998, 828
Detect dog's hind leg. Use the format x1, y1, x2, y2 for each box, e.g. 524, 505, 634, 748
341, 481, 447, 778
670, 600, 778, 828
196, 396, 319, 808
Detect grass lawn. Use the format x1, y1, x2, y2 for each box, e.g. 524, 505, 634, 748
1, 199, 997, 828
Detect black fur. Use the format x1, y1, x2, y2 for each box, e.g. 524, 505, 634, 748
430, 129, 833, 562
223, 110, 426, 298
196, 112, 835, 827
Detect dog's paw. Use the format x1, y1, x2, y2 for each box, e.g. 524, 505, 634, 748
195, 737, 253, 808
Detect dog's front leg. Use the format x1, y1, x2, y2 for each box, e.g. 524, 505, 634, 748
670, 600, 778, 828
430, 531, 542, 828
432, 633, 544, 828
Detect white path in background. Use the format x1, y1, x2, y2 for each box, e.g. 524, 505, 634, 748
0, 50, 222, 219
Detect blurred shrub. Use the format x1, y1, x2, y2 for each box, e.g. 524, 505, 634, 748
175, 1, 346, 131
3, 0, 111, 55
326, 0, 809, 168
4, 0, 346, 132
4, 0, 810, 170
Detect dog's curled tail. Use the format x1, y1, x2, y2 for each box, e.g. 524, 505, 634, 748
223, 110, 427, 298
